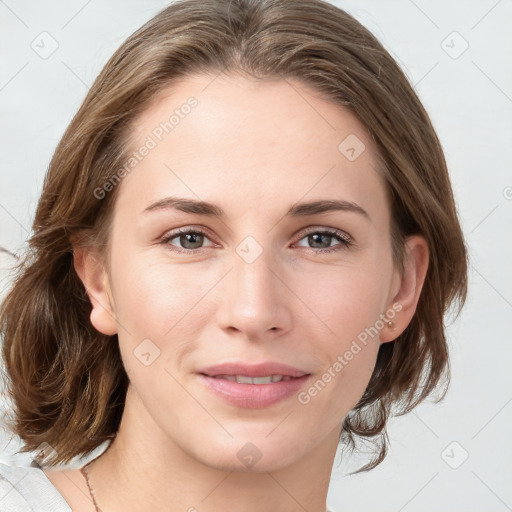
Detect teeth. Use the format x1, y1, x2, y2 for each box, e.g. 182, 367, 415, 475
216, 375, 237, 382
238, 375, 262, 384
213, 375, 293, 384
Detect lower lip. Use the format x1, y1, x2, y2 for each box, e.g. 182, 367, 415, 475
198, 374, 311, 409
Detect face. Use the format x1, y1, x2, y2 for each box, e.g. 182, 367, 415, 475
85, 73, 407, 472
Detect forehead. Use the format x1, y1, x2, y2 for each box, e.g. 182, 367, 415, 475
114, 73, 389, 225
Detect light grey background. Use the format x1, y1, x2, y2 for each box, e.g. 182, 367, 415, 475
1, 1, 511, 511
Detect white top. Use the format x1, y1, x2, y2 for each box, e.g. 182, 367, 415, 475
0, 460, 337, 511
0, 461, 71, 511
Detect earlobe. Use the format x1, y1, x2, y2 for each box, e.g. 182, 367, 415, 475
380, 235, 429, 343
73, 245, 118, 336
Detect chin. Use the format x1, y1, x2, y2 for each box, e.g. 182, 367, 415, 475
205, 451, 300, 474
189, 432, 307, 474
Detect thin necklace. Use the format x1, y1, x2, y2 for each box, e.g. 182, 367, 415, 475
80, 441, 332, 512
80, 440, 115, 512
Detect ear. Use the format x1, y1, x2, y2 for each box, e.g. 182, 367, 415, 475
72, 243, 118, 336
380, 235, 429, 343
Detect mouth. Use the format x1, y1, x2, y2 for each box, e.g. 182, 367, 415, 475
197, 361, 310, 379
196, 361, 311, 408
205, 374, 299, 384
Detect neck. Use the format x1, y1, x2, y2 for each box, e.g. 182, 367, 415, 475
88, 384, 340, 512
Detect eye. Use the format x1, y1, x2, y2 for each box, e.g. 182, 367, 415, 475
294, 228, 352, 254
160, 227, 217, 253
160, 226, 353, 254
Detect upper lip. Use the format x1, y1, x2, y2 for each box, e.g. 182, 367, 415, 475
197, 362, 310, 378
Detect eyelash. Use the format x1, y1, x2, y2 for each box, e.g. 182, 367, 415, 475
159, 226, 353, 254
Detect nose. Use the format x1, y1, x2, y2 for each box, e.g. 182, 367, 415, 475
215, 246, 292, 342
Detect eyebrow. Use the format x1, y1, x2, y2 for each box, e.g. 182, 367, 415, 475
143, 197, 370, 220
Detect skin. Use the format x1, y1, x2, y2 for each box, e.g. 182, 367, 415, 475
43, 72, 428, 512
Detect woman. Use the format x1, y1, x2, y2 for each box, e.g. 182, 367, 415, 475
0, 0, 468, 511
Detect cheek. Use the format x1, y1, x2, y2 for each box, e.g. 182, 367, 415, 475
298, 284, 383, 420
112, 248, 391, 348
329, 345, 380, 415
299, 261, 390, 338
112, 258, 199, 394
297, 263, 387, 395
111, 253, 204, 338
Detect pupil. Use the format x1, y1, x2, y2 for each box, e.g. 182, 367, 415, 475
182, 233, 203, 249
310, 233, 329, 249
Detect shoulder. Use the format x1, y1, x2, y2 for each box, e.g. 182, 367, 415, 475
0, 461, 72, 512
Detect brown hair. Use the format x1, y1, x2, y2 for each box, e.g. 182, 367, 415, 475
0, 0, 468, 473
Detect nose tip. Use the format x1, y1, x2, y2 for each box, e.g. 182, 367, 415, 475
215, 256, 291, 341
